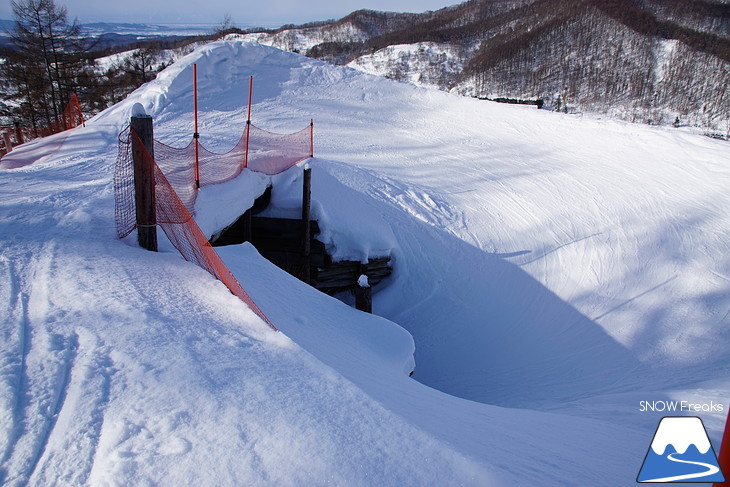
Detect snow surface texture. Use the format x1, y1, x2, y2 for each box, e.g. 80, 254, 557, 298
347, 42, 467, 90
1, 40, 729, 486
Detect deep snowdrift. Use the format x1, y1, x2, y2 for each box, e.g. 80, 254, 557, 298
1, 40, 729, 486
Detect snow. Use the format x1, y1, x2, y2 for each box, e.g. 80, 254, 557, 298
130, 103, 147, 117
196, 171, 270, 239
234, 22, 372, 56
257, 165, 397, 262
1, 39, 730, 486
347, 42, 467, 90
94, 47, 195, 79
357, 274, 369, 288
654, 39, 679, 84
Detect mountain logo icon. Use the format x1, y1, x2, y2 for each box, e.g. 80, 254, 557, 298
637, 416, 725, 483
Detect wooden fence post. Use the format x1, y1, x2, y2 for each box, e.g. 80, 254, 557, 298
130, 114, 158, 252
300, 164, 312, 283
354, 266, 372, 313
242, 209, 252, 243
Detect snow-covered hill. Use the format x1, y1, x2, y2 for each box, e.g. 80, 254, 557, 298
235, 1, 730, 132
1, 40, 729, 486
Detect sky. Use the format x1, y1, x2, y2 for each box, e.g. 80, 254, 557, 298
0, 0, 459, 27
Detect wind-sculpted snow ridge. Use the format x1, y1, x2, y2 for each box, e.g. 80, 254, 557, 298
1, 39, 729, 486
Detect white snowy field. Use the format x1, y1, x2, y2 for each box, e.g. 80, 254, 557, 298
1, 40, 729, 486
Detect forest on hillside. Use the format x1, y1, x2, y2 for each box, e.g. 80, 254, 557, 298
259, 0, 730, 131
0, 0, 237, 137
2, 0, 729, 140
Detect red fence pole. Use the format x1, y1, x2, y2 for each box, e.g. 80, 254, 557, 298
244, 75, 252, 169
714, 407, 730, 486
310, 119, 314, 158
193, 64, 200, 188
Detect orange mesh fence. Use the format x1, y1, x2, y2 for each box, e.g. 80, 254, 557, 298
114, 128, 141, 239
1, 94, 85, 159
247, 124, 312, 175
152, 138, 199, 213
115, 127, 276, 331
152, 122, 313, 214
116, 119, 313, 237
115, 113, 312, 332
40, 93, 85, 137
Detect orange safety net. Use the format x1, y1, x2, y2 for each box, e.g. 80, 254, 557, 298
115, 127, 277, 330
153, 122, 313, 214
0, 94, 84, 158
41, 93, 85, 137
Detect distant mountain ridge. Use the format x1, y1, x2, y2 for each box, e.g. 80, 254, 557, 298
0, 19, 216, 52
0, 19, 218, 36
239, 0, 730, 130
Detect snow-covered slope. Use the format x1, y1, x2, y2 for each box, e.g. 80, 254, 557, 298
347, 42, 467, 90
1, 40, 729, 486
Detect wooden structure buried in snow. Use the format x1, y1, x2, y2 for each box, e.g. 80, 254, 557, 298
210, 167, 391, 311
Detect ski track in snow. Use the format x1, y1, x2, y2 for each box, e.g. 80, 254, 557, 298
0, 259, 28, 475
0, 40, 729, 485
0, 243, 115, 486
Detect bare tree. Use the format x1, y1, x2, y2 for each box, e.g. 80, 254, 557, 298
213, 13, 238, 38
7, 0, 85, 130
129, 47, 159, 83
